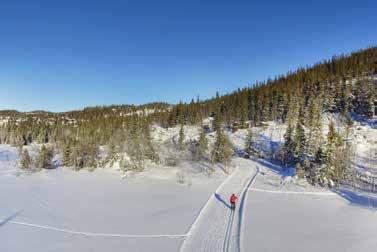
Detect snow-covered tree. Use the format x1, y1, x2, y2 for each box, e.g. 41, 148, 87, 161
140, 121, 158, 161
211, 127, 234, 167
307, 97, 323, 155
36, 145, 53, 169
20, 148, 31, 170
244, 129, 257, 156
193, 127, 208, 161
62, 142, 72, 167
178, 124, 185, 151
106, 143, 119, 167
280, 122, 296, 166
352, 80, 376, 118
323, 120, 338, 185
293, 111, 307, 162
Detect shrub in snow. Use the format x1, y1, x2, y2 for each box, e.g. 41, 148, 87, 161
176, 170, 186, 184
121, 170, 135, 179
164, 152, 179, 167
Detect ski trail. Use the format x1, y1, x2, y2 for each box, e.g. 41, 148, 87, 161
180, 158, 259, 252
0, 220, 187, 239
237, 165, 260, 252
223, 210, 235, 252
249, 188, 337, 196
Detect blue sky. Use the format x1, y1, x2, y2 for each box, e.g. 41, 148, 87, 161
0, 0, 376, 112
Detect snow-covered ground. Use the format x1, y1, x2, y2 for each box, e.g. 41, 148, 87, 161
244, 160, 377, 252
1, 119, 377, 252
0, 145, 224, 252
181, 158, 258, 252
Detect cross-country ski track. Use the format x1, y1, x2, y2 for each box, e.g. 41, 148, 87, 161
180, 157, 259, 252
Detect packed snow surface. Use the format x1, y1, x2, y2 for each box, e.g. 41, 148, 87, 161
0, 145, 223, 252
244, 161, 377, 252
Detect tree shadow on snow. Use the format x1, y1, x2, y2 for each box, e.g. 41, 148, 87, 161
215, 193, 232, 209
336, 188, 377, 210
253, 158, 295, 177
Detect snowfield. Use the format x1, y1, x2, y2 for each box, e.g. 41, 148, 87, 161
1, 120, 377, 252
0, 145, 224, 252
244, 162, 377, 252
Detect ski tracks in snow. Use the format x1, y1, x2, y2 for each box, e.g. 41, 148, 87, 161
0, 219, 188, 239
180, 158, 259, 252
223, 210, 235, 252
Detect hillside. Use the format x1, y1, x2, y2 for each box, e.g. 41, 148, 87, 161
1, 47, 376, 188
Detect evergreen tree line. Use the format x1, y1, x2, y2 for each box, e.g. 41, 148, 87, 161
163, 47, 377, 127
1, 46, 376, 182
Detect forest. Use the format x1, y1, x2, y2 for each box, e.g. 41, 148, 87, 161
1, 46, 377, 187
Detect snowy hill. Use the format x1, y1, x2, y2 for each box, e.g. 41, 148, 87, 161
1, 46, 377, 251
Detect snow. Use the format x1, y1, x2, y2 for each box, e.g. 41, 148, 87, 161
0, 145, 223, 252
152, 125, 200, 144
227, 122, 286, 157
242, 159, 377, 252
180, 158, 258, 252
1, 119, 377, 252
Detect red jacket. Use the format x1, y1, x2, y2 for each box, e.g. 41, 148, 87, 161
230, 194, 237, 204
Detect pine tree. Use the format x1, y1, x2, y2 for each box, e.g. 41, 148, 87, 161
178, 124, 185, 151
20, 149, 31, 170
323, 120, 337, 185
296, 162, 304, 178
212, 109, 222, 132
293, 111, 306, 162
194, 127, 208, 161
281, 122, 296, 166
106, 143, 119, 167
211, 127, 234, 168
244, 129, 256, 156
352, 80, 376, 118
307, 97, 323, 155
127, 117, 143, 170
285, 92, 299, 126
37, 145, 53, 169
141, 121, 158, 161
62, 142, 72, 167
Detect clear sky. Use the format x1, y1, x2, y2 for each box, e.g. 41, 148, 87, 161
0, 0, 376, 112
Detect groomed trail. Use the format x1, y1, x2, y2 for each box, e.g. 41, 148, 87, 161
180, 157, 259, 252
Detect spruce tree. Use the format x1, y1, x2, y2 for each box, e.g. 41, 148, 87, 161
141, 121, 157, 161
211, 127, 234, 168
37, 145, 53, 169
293, 110, 306, 162
127, 117, 143, 171
281, 122, 296, 166
244, 129, 256, 156
194, 127, 208, 161
307, 97, 323, 155
323, 120, 337, 185
178, 124, 185, 151
106, 143, 118, 167
20, 149, 31, 170
212, 109, 222, 132
62, 142, 72, 167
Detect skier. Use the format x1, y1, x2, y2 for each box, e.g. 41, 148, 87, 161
230, 193, 237, 210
